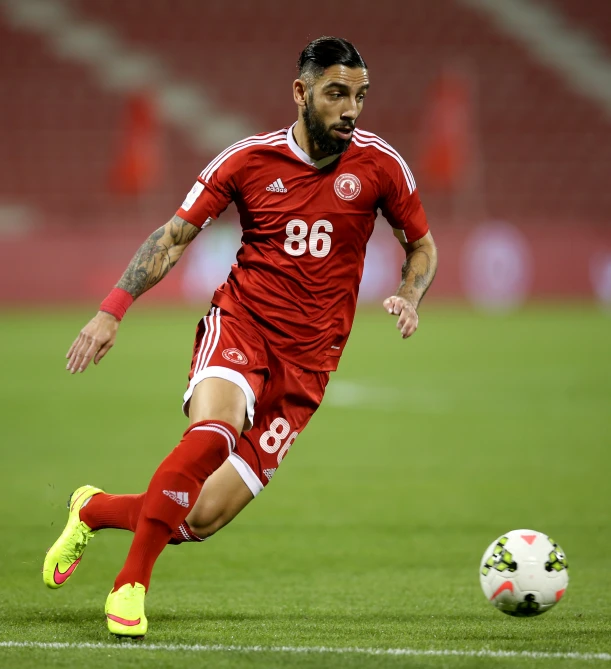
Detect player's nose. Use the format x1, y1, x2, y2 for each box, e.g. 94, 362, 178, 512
341, 97, 359, 119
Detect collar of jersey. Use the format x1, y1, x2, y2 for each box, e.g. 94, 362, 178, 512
287, 122, 341, 170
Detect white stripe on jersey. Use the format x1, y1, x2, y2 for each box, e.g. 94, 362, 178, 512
353, 136, 416, 194
355, 129, 417, 192
203, 138, 288, 184
200, 130, 287, 183
200, 128, 286, 181
353, 130, 416, 193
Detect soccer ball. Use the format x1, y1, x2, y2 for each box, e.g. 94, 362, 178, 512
479, 529, 569, 617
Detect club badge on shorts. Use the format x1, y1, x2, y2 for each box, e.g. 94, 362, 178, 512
334, 174, 361, 201
222, 348, 249, 365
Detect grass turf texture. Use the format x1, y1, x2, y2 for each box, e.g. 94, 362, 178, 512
0, 305, 609, 668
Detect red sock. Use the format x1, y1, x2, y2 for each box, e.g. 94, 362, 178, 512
113, 420, 237, 590
81, 495, 205, 544
81, 493, 202, 544
80, 493, 144, 532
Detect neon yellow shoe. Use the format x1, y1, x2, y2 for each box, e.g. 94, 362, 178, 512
42, 485, 103, 589
105, 583, 148, 638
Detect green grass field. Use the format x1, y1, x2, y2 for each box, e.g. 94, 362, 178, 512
0, 305, 610, 668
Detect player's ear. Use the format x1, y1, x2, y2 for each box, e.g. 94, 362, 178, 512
293, 79, 307, 108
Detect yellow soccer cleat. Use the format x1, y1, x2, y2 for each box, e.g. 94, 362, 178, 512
105, 583, 148, 638
42, 484, 103, 589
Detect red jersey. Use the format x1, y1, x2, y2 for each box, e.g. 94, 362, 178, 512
177, 124, 428, 372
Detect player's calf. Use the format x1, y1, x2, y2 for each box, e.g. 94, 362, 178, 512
186, 459, 254, 539
113, 419, 239, 592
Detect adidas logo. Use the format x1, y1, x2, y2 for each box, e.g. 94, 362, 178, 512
163, 490, 190, 508
266, 178, 287, 193
263, 468, 277, 481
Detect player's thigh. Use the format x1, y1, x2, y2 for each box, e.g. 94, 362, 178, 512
186, 458, 253, 537
188, 378, 247, 433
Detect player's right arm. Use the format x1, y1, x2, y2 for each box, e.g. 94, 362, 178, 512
66, 215, 200, 374
67, 135, 249, 374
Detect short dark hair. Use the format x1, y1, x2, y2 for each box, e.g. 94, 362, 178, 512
298, 36, 367, 83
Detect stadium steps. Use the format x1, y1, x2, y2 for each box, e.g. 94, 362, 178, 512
0, 0, 252, 226
0, 0, 609, 225
549, 0, 611, 54
76, 0, 611, 224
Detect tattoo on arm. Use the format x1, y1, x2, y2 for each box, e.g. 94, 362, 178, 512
397, 237, 438, 308
116, 215, 200, 299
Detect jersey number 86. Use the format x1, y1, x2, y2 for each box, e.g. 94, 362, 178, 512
284, 219, 333, 258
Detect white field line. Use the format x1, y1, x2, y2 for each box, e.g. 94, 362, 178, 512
0, 641, 610, 661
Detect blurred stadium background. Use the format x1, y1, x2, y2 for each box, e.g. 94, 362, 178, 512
0, 0, 610, 308
1, 2, 610, 664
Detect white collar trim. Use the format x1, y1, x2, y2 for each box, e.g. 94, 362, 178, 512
287, 122, 341, 169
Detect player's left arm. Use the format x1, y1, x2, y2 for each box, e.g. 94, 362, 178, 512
383, 230, 438, 339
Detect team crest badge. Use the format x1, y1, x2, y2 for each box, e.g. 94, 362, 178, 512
222, 348, 248, 365
334, 173, 361, 201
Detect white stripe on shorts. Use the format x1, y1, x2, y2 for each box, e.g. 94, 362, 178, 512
193, 308, 216, 375
228, 453, 264, 497
183, 366, 256, 430
201, 307, 222, 372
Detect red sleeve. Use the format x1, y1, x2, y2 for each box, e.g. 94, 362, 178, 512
379, 154, 429, 242
176, 146, 249, 227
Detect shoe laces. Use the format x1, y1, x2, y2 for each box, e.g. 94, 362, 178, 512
68, 523, 93, 558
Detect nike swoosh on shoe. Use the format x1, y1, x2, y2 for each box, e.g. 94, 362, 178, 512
53, 558, 81, 585
106, 613, 141, 626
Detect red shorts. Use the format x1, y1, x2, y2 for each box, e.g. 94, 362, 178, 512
183, 306, 329, 495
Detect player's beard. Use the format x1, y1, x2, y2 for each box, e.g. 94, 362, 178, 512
303, 97, 354, 156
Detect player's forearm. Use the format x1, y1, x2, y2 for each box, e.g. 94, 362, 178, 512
396, 237, 438, 309
116, 215, 200, 299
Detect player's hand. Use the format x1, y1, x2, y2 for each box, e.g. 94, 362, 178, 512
383, 295, 419, 339
66, 311, 120, 374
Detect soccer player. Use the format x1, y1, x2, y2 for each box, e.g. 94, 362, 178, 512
43, 36, 437, 638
